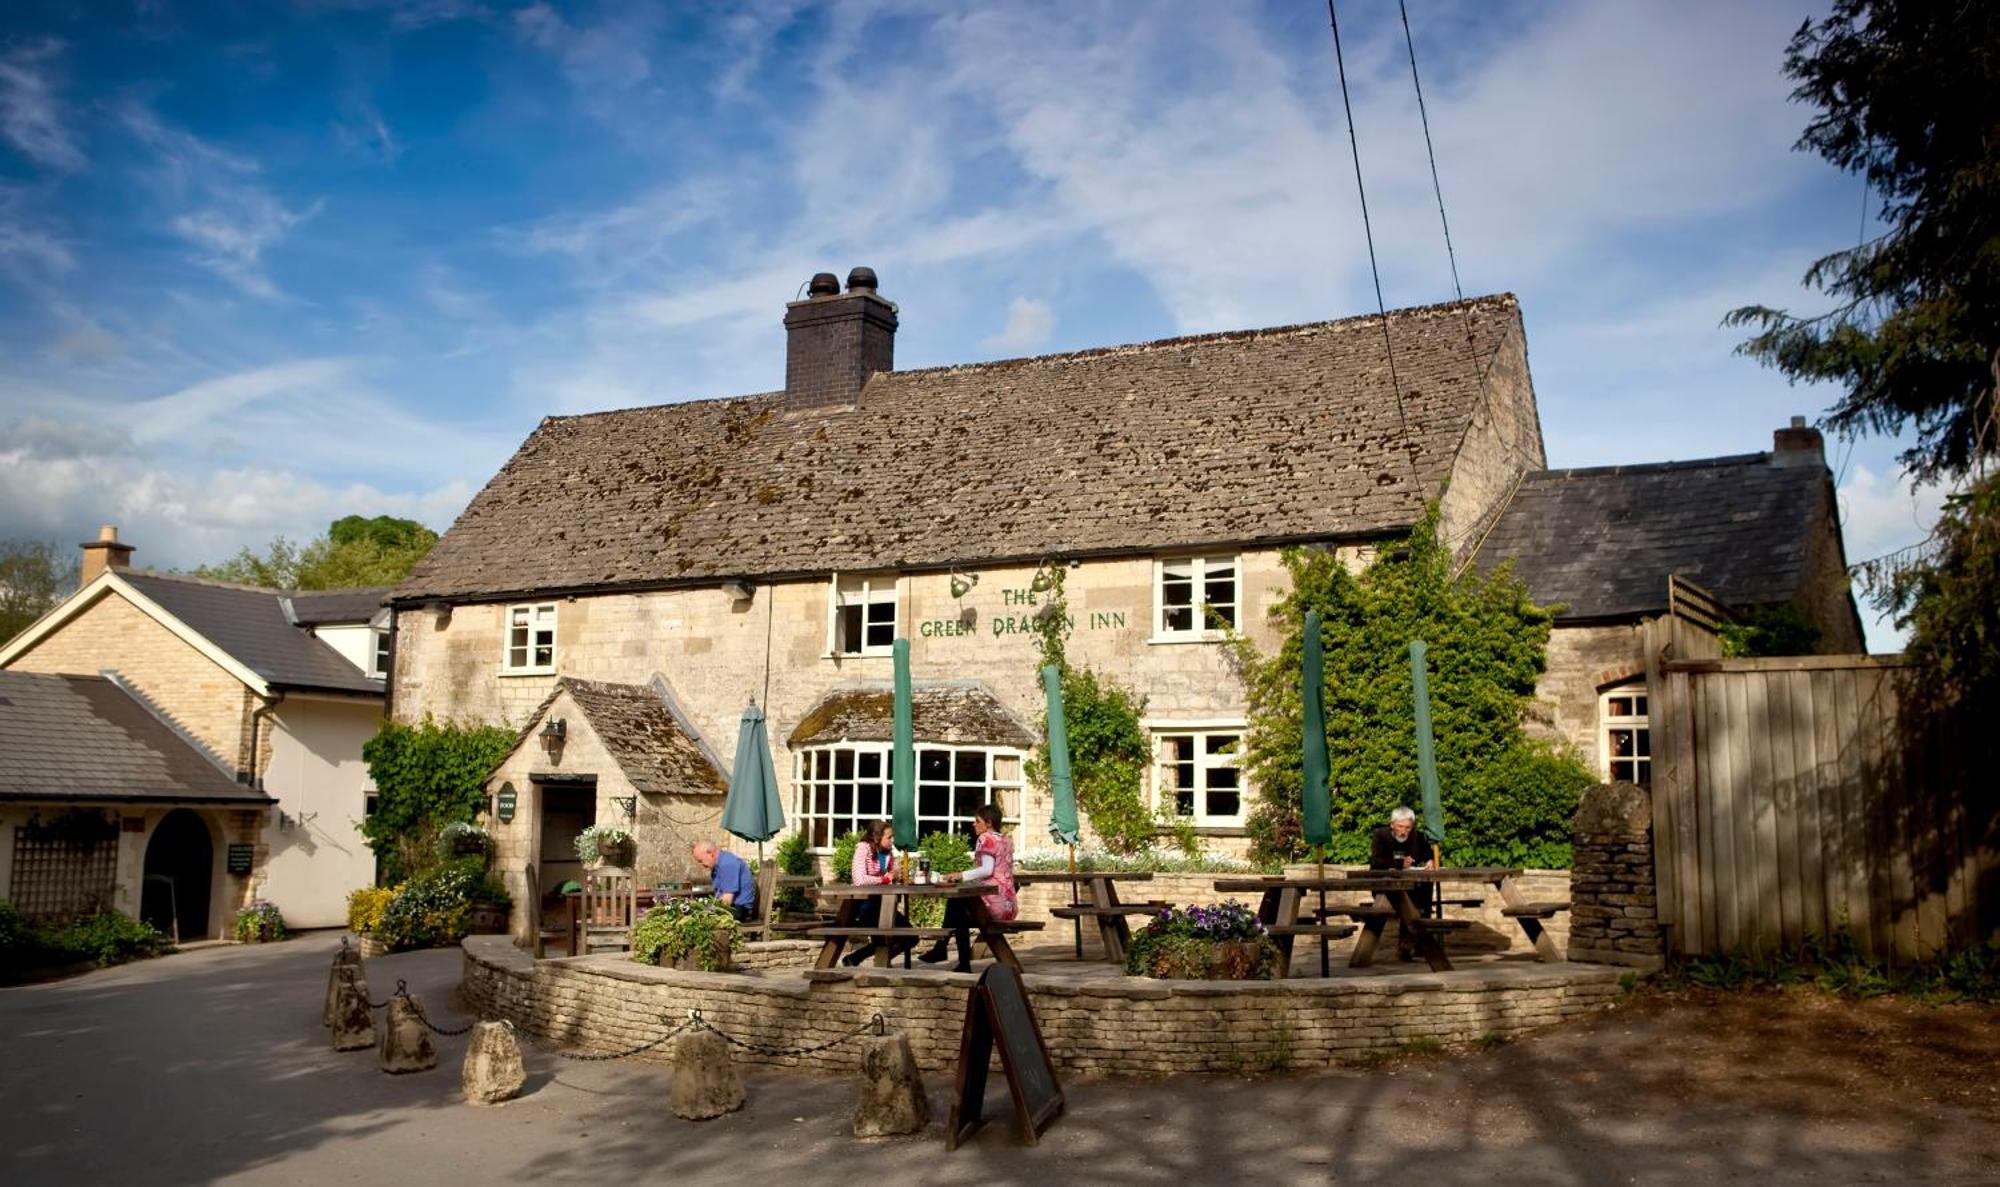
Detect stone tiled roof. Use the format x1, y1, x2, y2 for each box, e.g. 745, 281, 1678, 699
787, 681, 1038, 750
395, 295, 1523, 602
1471, 453, 1830, 620
0, 671, 272, 803
528, 677, 729, 797
119, 572, 384, 695
287, 588, 389, 625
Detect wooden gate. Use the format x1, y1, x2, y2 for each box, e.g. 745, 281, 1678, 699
1646, 639, 1997, 962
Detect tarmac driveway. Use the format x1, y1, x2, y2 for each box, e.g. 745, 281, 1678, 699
2, 932, 1994, 1186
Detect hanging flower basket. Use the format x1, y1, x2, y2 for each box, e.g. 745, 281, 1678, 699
575, 825, 635, 868
440, 821, 491, 858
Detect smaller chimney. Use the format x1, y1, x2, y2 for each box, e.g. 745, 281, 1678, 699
1772, 415, 1825, 468
783, 266, 896, 412
79, 524, 134, 588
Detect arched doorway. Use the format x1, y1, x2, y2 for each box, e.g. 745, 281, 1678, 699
141, 810, 213, 943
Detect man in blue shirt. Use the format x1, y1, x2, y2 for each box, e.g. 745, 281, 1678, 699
692, 840, 756, 922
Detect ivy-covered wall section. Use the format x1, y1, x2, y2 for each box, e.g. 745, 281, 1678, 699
361, 715, 517, 882
1228, 510, 1595, 869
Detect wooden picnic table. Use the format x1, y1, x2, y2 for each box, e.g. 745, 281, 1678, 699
810, 883, 1032, 974
1330, 867, 1569, 964
1014, 871, 1165, 963
1215, 875, 1444, 975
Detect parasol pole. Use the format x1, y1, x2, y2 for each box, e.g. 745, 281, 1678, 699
1069, 842, 1083, 959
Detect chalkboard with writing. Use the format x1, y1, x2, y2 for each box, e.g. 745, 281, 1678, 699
946, 963, 1063, 1150
226, 843, 254, 875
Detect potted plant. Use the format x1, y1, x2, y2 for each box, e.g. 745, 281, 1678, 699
1124, 902, 1278, 981
466, 874, 513, 935
575, 824, 635, 869
233, 901, 287, 944
440, 820, 491, 858
630, 898, 741, 972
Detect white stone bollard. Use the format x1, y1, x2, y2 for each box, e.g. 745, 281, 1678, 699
329, 970, 376, 1052
461, 1021, 527, 1105
670, 1029, 744, 1120
852, 1030, 928, 1138
378, 995, 437, 1074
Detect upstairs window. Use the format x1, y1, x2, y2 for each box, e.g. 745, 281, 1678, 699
1601, 685, 1650, 785
1155, 555, 1238, 639
372, 630, 392, 679
503, 603, 557, 674
1154, 729, 1246, 827
830, 573, 898, 656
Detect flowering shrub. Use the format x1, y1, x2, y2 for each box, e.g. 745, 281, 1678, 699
233, 902, 287, 943
347, 885, 398, 936
1124, 902, 1277, 980
2, 903, 172, 978
631, 898, 740, 970
1015, 847, 1262, 875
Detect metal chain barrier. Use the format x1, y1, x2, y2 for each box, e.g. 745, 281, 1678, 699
519, 1014, 696, 1062
684, 1009, 886, 1059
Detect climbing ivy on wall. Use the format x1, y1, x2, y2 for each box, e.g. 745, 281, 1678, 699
1025, 571, 1155, 854
1226, 509, 1594, 870
361, 715, 518, 883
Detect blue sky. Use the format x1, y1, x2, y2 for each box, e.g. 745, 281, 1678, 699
0, 1, 1939, 648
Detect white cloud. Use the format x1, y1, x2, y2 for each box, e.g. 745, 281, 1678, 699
981, 297, 1054, 354
0, 39, 84, 172
1836, 463, 1949, 652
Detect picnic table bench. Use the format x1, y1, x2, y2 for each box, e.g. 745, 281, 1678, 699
809, 883, 1033, 973
1331, 868, 1570, 965
1015, 870, 1160, 964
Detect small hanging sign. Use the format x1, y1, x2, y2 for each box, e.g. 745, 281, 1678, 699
226, 843, 254, 875
496, 782, 518, 823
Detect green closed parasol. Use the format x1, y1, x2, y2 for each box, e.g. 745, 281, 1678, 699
1042, 664, 1080, 846
1410, 640, 1445, 848
721, 699, 785, 847
891, 638, 918, 851
1301, 611, 1333, 851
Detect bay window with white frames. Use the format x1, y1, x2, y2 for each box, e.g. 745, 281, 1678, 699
1600, 684, 1651, 786
1153, 728, 1246, 828
1154, 555, 1238, 640
828, 573, 899, 657
502, 603, 557, 674
792, 743, 1024, 850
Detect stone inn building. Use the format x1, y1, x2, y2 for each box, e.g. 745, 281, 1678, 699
387, 270, 1862, 937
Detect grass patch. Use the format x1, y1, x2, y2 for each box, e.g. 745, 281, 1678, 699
1646, 931, 2000, 1005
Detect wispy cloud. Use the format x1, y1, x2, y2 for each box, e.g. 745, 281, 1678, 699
981, 297, 1054, 354
332, 96, 401, 164
0, 38, 84, 171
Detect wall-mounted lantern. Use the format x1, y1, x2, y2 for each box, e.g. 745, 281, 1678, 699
539, 717, 567, 761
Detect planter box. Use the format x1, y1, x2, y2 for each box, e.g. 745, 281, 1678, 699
467, 903, 510, 935
355, 934, 390, 960
659, 926, 736, 973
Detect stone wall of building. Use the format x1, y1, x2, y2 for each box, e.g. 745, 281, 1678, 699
460, 937, 1624, 1077
6, 591, 257, 777
1530, 622, 1645, 773
1566, 782, 1662, 969
1437, 316, 1547, 562
395, 547, 1371, 860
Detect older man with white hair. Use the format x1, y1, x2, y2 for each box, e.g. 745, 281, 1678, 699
691, 839, 756, 922
1370, 806, 1436, 961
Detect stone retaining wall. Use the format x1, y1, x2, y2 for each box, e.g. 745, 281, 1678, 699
1566, 783, 1663, 970
461, 937, 1623, 1078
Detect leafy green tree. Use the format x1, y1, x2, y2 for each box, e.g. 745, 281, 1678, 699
196, 515, 438, 590
0, 539, 79, 644
360, 716, 517, 883
1228, 510, 1593, 869
1719, 604, 1822, 658
1726, 0, 1998, 482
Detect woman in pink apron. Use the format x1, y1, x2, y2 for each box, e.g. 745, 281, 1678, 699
918, 803, 1016, 972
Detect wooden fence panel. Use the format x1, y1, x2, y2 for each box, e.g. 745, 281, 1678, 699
1648, 653, 1992, 963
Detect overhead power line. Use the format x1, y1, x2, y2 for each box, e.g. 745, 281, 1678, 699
1327, 0, 1425, 502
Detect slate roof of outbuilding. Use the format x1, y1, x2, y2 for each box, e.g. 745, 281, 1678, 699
1471, 453, 1830, 621
0, 671, 272, 803
787, 682, 1039, 750
517, 677, 729, 797
394, 294, 1524, 603
119, 572, 384, 695
287, 587, 389, 625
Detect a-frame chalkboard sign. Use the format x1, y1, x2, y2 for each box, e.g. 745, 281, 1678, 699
945, 962, 1064, 1150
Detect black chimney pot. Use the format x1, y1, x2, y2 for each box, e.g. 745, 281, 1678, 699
807, 272, 841, 297
784, 268, 896, 411
846, 267, 878, 293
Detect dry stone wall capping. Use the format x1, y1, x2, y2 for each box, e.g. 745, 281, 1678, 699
1566, 782, 1663, 970
462, 937, 1622, 1078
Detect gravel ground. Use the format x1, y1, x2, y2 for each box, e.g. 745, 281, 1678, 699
3, 931, 1995, 1186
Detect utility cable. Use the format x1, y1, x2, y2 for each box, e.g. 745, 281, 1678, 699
1327, 0, 1425, 502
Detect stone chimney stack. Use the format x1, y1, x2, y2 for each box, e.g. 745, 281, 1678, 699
1772, 415, 1826, 468
79, 524, 134, 588
783, 267, 896, 412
